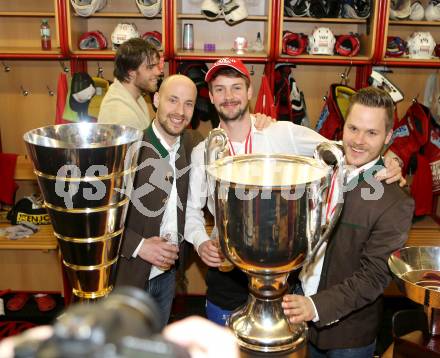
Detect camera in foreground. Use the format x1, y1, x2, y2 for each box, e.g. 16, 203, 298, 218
13, 286, 189, 358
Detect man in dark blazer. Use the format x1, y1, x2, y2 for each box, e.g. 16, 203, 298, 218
282, 87, 415, 357
115, 74, 199, 329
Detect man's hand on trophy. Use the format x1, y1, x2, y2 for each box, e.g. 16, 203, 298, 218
282, 294, 316, 323
138, 236, 179, 270
254, 113, 276, 130
198, 240, 224, 267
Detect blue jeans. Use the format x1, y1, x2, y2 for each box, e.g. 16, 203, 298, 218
205, 299, 232, 326
308, 341, 376, 358
145, 269, 176, 329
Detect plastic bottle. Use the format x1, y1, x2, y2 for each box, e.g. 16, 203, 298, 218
40, 19, 51, 51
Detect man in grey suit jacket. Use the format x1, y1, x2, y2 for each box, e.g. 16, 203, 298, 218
282, 87, 415, 357
115, 75, 198, 329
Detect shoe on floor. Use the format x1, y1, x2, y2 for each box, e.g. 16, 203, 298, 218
34, 294, 56, 312
6, 293, 30, 311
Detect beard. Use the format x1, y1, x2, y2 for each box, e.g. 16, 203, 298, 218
217, 102, 249, 123
134, 70, 158, 94
158, 114, 188, 137
136, 80, 157, 94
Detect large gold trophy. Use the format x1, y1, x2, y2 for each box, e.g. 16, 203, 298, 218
205, 129, 347, 353
23, 123, 142, 301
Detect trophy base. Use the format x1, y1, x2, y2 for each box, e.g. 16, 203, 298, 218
228, 293, 307, 353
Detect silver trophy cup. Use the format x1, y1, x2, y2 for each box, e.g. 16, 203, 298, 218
23, 123, 142, 301
389, 246, 440, 335
205, 129, 346, 353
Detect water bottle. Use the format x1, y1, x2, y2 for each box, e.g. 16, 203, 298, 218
183, 23, 194, 50
40, 19, 51, 51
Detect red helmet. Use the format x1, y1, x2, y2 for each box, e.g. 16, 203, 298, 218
335, 34, 360, 56
282, 31, 308, 56
78, 30, 107, 50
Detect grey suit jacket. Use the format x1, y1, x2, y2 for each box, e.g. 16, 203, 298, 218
308, 163, 415, 349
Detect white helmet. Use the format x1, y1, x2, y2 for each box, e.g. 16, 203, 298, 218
425, 0, 440, 21
224, 0, 248, 24
407, 31, 436, 59
409, 1, 425, 20
201, 0, 222, 19
308, 27, 335, 55
389, 0, 411, 19
136, 0, 162, 18
70, 0, 107, 17
111, 23, 140, 50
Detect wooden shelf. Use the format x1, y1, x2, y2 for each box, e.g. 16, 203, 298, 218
279, 54, 370, 60
381, 57, 440, 66
278, 54, 372, 65
0, 11, 55, 17
175, 49, 268, 58
70, 50, 115, 56
177, 14, 268, 21
73, 12, 161, 18
389, 20, 440, 26
0, 47, 61, 55
284, 17, 367, 24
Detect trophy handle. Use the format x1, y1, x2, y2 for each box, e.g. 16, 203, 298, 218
204, 128, 229, 167
308, 141, 346, 262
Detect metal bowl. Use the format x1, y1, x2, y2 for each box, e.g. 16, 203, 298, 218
389, 246, 440, 308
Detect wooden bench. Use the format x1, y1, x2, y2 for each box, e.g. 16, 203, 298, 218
0, 155, 62, 293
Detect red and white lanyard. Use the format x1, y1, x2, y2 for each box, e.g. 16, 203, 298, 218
325, 169, 339, 222
228, 126, 253, 156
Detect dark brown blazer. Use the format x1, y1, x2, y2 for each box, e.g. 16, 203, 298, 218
308, 162, 415, 350
115, 125, 199, 288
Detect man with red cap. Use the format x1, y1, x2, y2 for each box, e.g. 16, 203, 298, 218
184, 57, 404, 325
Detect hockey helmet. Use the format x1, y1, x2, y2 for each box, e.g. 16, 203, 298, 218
282, 31, 308, 56
111, 23, 140, 50
389, 0, 411, 19
70, 0, 107, 17
201, 0, 223, 19
407, 31, 436, 59
136, 0, 162, 18
224, 0, 248, 24
335, 34, 360, 56
78, 30, 107, 50
425, 0, 440, 21
284, 0, 310, 17
142, 31, 162, 50
308, 27, 336, 55
409, 1, 425, 21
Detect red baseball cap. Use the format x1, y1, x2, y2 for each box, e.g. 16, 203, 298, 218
205, 57, 250, 82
